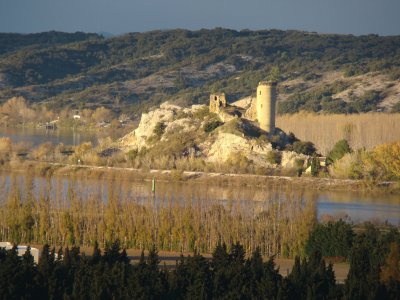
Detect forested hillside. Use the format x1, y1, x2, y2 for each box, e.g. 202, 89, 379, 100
0, 29, 399, 116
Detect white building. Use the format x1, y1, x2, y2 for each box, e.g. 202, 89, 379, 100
0, 242, 40, 264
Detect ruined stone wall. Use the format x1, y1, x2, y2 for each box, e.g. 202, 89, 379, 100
209, 93, 227, 113
244, 97, 257, 121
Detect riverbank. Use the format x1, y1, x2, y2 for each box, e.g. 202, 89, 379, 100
4, 159, 399, 193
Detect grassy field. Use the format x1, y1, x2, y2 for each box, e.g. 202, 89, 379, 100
277, 112, 400, 155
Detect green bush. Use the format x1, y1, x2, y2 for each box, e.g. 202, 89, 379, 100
203, 120, 223, 133
305, 220, 354, 258
292, 141, 316, 155
349, 90, 381, 112
266, 151, 282, 165
310, 155, 320, 177
193, 106, 211, 120
326, 139, 352, 165
153, 122, 166, 138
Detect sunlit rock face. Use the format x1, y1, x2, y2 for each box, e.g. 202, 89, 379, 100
120, 101, 310, 169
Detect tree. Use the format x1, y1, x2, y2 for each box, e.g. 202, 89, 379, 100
371, 141, 400, 180
268, 66, 280, 82
310, 155, 320, 177
92, 107, 114, 123
326, 139, 352, 165
305, 220, 354, 258
211, 243, 230, 298
292, 141, 316, 156
380, 243, 400, 298
1, 97, 36, 125
345, 244, 379, 300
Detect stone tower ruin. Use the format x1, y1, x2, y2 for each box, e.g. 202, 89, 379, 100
256, 81, 277, 134
209, 93, 227, 113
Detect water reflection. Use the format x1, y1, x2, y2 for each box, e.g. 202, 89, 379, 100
0, 127, 111, 146
0, 173, 398, 225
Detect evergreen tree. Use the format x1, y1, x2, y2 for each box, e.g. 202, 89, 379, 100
37, 244, 55, 298
380, 243, 400, 300
261, 257, 282, 299
128, 247, 167, 299
326, 139, 352, 165
345, 244, 380, 300
0, 246, 22, 299
310, 154, 320, 177
211, 243, 230, 298
20, 247, 40, 299
90, 241, 102, 265
224, 242, 249, 298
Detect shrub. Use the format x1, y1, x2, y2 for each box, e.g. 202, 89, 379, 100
292, 141, 316, 155
219, 119, 242, 136
257, 134, 270, 145
266, 150, 282, 165
127, 149, 139, 161
310, 155, 320, 177
305, 220, 354, 258
31, 142, 55, 161
326, 139, 352, 165
286, 132, 298, 144
153, 122, 166, 138
370, 141, 400, 180
192, 106, 210, 120
350, 90, 381, 113
321, 98, 348, 114
203, 120, 223, 133
329, 151, 366, 179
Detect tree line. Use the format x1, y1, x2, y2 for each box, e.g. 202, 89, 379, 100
1, 237, 399, 299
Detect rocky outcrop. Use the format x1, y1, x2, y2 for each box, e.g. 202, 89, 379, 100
120, 101, 311, 170
119, 102, 206, 150
281, 151, 309, 169
120, 102, 180, 150
206, 132, 274, 167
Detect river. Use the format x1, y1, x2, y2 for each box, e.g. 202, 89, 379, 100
1, 172, 399, 225
0, 127, 398, 225
0, 126, 117, 146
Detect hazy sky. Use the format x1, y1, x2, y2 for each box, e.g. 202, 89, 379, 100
1, 0, 399, 36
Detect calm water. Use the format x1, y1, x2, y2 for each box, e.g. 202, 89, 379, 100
0, 127, 107, 146
0, 127, 398, 225
1, 173, 399, 225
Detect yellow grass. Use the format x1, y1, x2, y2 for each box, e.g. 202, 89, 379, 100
277, 112, 400, 155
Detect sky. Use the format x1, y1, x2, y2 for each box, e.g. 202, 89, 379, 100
1, 0, 399, 36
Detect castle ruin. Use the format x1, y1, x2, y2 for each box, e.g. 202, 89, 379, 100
257, 81, 277, 133
209, 93, 227, 113
210, 81, 277, 134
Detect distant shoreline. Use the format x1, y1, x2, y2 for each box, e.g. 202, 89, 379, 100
3, 160, 398, 193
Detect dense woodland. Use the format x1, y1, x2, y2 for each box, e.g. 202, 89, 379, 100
1, 29, 400, 115
0, 223, 399, 300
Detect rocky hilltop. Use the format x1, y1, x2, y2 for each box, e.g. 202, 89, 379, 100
119, 101, 311, 172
